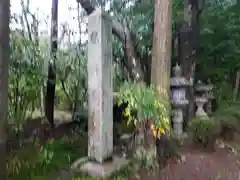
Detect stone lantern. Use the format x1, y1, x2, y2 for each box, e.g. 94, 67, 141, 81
205, 79, 215, 115
170, 63, 190, 136
195, 80, 213, 119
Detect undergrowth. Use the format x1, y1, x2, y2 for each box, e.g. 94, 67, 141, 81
7, 135, 85, 180
7, 134, 134, 180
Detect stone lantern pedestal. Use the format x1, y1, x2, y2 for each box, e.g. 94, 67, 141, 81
195, 97, 208, 119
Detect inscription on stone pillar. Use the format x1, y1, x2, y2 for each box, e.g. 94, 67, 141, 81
90, 31, 99, 44
87, 8, 113, 163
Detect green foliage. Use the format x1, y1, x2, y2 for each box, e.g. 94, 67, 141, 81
8, 0, 240, 128
8, 4, 90, 130
7, 0, 240, 178
216, 115, 239, 132
214, 104, 240, 134
8, 30, 44, 133
111, 0, 240, 101
7, 136, 84, 180
116, 82, 170, 137
197, 1, 240, 97
55, 45, 87, 110
215, 105, 240, 119
188, 118, 221, 146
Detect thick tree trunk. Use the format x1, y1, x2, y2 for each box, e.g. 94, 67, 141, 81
45, 0, 58, 128
77, 0, 144, 81
151, 0, 172, 168
151, 0, 172, 100
0, 0, 10, 179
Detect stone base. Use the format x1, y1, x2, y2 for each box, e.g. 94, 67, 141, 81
71, 156, 130, 178
174, 132, 188, 139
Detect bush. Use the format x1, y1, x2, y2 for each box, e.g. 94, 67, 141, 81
116, 82, 170, 140
214, 105, 240, 121
188, 118, 221, 151
214, 115, 238, 140
117, 82, 172, 169
213, 105, 240, 140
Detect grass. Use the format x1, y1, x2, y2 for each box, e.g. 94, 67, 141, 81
7, 133, 135, 180
7, 134, 86, 180
7, 109, 135, 180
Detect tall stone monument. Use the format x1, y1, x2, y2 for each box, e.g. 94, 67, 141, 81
71, 8, 129, 178
87, 7, 113, 164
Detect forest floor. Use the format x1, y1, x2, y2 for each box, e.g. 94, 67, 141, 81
7, 110, 240, 180
130, 143, 240, 180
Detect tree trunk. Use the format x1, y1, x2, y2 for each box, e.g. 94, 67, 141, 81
45, 0, 58, 128
151, 0, 172, 168
181, 0, 203, 121
77, 0, 144, 81
151, 0, 172, 100
40, 86, 45, 116
0, 0, 10, 179
233, 71, 240, 101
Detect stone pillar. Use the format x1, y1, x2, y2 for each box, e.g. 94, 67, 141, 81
87, 9, 113, 163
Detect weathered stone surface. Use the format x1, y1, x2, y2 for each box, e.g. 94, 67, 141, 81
79, 156, 129, 178
87, 8, 113, 163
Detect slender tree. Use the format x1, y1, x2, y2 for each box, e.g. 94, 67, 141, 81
0, 0, 10, 179
45, 0, 58, 128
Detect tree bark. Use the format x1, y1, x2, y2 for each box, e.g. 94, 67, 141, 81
233, 71, 240, 101
151, 0, 172, 100
45, 0, 58, 128
77, 0, 144, 81
181, 0, 203, 121
151, 0, 172, 168
0, 0, 10, 179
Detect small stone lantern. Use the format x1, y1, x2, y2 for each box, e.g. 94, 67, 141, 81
205, 79, 215, 115
195, 81, 212, 119
170, 63, 190, 136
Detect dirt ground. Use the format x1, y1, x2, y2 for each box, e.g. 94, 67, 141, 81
129, 143, 240, 180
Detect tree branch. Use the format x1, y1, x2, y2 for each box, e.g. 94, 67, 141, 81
77, 0, 144, 81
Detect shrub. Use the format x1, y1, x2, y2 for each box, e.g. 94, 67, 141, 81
214, 105, 240, 121
188, 118, 221, 150
217, 115, 239, 129
117, 82, 172, 168
116, 82, 170, 140
213, 105, 240, 140
214, 115, 238, 140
